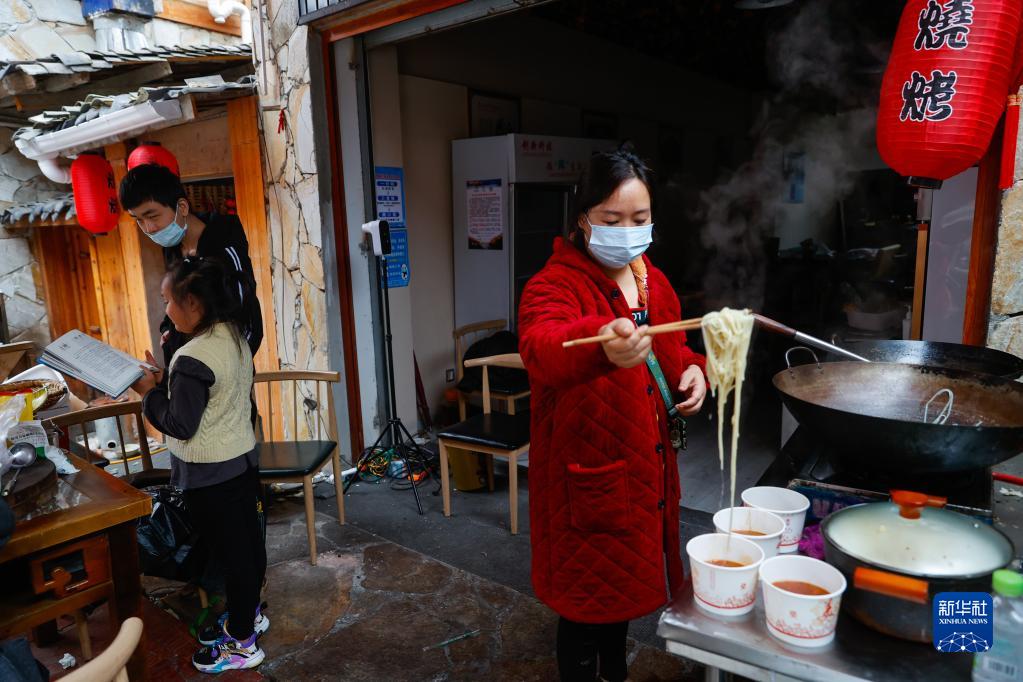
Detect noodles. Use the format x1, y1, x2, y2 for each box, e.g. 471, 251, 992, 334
701, 308, 755, 512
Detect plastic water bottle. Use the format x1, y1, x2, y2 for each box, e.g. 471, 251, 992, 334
973, 569, 1023, 682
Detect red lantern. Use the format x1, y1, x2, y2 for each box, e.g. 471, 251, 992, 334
877, 0, 1023, 188
71, 153, 119, 234
127, 142, 180, 176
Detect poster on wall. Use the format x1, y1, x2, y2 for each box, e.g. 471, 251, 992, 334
384, 228, 410, 288
466, 179, 503, 250
374, 166, 406, 228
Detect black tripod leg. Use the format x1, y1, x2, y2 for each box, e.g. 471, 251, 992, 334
343, 426, 391, 494
392, 424, 424, 514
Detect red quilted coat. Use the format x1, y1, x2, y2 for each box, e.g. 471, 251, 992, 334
518, 238, 706, 624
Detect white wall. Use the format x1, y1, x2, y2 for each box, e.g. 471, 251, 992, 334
399, 74, 468, 418
368, 46, 418, 430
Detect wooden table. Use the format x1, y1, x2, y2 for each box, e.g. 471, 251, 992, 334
0, 453, 152, 679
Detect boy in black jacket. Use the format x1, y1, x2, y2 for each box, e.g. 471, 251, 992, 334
119, 163, 263, 367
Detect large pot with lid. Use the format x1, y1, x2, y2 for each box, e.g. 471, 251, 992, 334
821, 490, 1015, 643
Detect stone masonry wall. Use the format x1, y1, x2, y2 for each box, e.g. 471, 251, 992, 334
989, 89, 1023, 359
0, 2, 240, 345
253, 0, 331, 437
0, 131, 61, 345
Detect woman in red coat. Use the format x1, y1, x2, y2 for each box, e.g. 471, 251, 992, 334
518, 147, 707, 681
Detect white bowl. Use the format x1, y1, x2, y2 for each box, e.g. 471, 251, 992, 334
741, 486, 810, 554
686, 533, 764, 617
712, 507, 786, 559
760, 555, 847, 648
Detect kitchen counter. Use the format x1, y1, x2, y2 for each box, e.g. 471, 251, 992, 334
662, 453, 1023, 681
658, 580, 972, 682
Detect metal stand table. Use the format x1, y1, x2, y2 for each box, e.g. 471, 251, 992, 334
658, 581, 973, 682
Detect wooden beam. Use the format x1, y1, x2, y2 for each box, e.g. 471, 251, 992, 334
963, 124, 1004, 346
6, 217, 78, 230
105, 142, 153, 362
157, 0, 243, 36
321, 0, 466, 42
226, 95, 283, 434
911, 223, 929, 340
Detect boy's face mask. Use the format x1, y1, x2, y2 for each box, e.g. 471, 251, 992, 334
143, 206, 187, 247
585, 222, 654, 269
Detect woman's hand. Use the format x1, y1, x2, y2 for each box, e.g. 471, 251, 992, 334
599, 317, 651, 369
131, 350, 164, 396
675, 365, 707, 416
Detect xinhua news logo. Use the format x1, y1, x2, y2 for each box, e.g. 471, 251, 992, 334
933, 592, 994, 653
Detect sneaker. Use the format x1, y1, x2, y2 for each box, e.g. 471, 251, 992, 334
198, 607, 269, 646
192, 632, 265, 673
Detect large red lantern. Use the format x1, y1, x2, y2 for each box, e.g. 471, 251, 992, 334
877, 0, 1023, 188
127, 142, 180, 176
71, 153, 119, 234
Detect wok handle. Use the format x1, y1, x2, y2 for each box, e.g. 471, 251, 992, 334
755, 314, 871, 362
754, 314, 797, 337
854, 567, 930, 605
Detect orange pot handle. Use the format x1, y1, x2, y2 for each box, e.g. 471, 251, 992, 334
891, 490, 948, 519
854, 566, 930, 605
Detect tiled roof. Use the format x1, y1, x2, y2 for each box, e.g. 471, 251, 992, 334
14, 75, 256, 144
0, 44, 252, 90
0, 194, 75, 227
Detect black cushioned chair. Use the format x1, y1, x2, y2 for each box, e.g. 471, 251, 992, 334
255, 370, 343, 565
453, 320, 530, 419
438, 353, 530, 534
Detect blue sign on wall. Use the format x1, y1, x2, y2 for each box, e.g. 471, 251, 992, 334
374, 166, 406, 228
384, 228, 410, 288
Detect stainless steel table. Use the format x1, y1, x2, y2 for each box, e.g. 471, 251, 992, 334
657, 581, 973, 682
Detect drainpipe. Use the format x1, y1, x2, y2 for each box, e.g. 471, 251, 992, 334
207, 0, 252, 44
37, 156, 72, 184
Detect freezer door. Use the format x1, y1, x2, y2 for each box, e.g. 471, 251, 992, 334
510, 183, 572, 329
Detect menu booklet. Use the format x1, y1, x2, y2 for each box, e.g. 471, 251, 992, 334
40, 330, 154, 398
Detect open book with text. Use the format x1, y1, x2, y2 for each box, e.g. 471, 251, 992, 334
40, 330, 151, 398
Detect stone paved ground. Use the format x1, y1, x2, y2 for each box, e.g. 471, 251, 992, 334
251, 500, 701, 681
30, 488, 700, 680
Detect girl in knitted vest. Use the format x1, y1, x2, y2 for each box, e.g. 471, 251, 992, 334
132, 256, 267, 673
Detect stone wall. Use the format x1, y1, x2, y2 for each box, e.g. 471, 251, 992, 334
0, 0, 232, 59
0, 130, 61, 345
254, 0, 331, 437
0, 2, 242, 346
989, 184, 1023, 359
989, 87, 1023, 360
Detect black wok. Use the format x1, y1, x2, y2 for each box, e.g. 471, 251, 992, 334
822, 339, 1023, 379
773, 362, 1023, 474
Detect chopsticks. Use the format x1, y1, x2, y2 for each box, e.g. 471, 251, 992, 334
561, 318, 703, 348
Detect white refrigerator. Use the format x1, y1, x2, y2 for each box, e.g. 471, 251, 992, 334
452, 134, 614, 330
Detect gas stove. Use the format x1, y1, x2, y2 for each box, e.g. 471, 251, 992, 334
758, 426, 996, 523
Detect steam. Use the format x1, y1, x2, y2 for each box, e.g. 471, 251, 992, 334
696, 0, 885, 311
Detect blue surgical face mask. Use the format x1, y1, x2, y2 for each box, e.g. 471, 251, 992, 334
143, 207, 186, 247
586, 222, 654, 269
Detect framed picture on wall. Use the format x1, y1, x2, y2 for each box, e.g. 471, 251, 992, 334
470, 92, 520, 137
581, 110, 618, 140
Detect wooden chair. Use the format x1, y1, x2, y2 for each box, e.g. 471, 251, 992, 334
254, 370, 344, 566
453, 320, 530, 419
438, 354, 530, 534
44, 402, 155, 481
62, 616, 143, 682
0, 341, 34, 382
